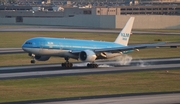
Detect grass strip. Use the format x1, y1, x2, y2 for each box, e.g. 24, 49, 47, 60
0, 32, 180, 48
0, 69, 180, 103
0, 32, 116, 48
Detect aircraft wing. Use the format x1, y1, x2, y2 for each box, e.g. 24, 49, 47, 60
93, 42, 165, 52
71, 42, 165, 53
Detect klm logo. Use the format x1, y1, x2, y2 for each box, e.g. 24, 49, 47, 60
121, 33, 130, 37
121, 33, 130, 40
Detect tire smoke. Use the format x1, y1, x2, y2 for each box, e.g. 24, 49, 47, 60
136, 59, 150, 67
114, 54, 133, 65
98, 64, 114, 67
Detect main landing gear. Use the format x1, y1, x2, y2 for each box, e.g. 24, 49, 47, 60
61, 57, 98, 68
87, 63, 98, 68
61, 57, 73, 68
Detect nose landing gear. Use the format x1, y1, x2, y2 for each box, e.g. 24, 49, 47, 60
31, 60, 35, 63
29, 53, 35, 64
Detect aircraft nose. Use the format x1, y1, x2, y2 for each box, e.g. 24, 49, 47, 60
22, 44, 27, 51
22, 41, 32, 52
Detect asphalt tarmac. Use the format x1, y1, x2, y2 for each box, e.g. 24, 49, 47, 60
34, 93, 180, 104
1, 57, 180, 79
0, 48, 24, 54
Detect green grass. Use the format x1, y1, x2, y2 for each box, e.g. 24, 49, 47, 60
0, 32, 117, 48
0, 32, 180, 48
0, 69, 180, 103
130, 34, 180, 43
128, 48, 180, 58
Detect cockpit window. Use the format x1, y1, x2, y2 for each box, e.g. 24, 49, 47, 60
25, 42, 32, 44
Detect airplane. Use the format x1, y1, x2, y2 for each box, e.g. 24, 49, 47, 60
22, 17, 164, 68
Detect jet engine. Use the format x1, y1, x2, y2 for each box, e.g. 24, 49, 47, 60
35, 55, 50, 61
79, 50, 97, 62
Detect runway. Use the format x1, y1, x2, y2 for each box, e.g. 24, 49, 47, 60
0, 57, 180, 79
34, 93, 180, 104
0, 48, 24, 54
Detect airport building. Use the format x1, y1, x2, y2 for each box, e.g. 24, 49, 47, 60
0, 0, 180, 29
1, 0, 180, 5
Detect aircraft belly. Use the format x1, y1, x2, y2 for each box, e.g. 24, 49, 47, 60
41, 49, 68, 55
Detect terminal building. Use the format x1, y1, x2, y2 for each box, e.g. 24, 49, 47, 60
1, 5, 180, 17
0, 0, 180, 29
1, 0, 180, 5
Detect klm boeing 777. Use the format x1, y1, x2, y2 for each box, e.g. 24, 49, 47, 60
22, 17, 164, 68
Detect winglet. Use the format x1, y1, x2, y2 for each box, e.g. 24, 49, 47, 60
114, 17, 135, 46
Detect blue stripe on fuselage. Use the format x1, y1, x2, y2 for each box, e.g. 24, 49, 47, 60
22, 37, 125, 50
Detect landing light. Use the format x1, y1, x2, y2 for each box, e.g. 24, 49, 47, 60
136, 49, 139, 51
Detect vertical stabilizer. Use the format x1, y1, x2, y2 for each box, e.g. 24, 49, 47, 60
114, 17, 135, 46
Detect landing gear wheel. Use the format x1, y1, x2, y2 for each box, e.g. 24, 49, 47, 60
87, 63, 98, 68
31, 60, 35, 63
62, 57, 73, 68
29, 53, 36, 64
62, 63, 73, 68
